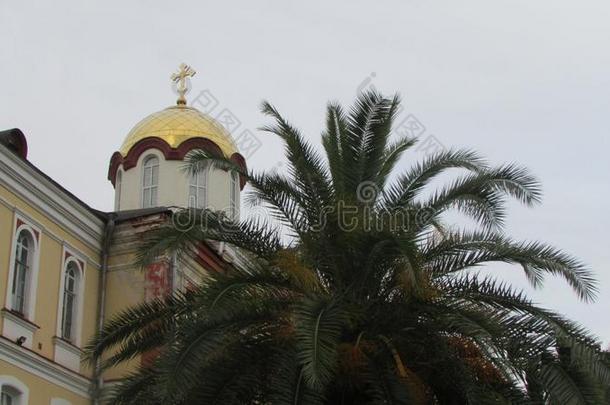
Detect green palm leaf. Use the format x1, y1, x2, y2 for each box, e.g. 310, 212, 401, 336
86, 91, 603, 404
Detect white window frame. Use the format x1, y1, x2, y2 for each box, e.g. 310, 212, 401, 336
188, 165, 209, 209
229, 171, 240, 219
114, 169, 123, 211
4, 215, 41, 321
0, 375, 29, 405
60, 262, 79, 341
141, 155, 159, 208
11, 231, 31, 314
56, 248, 86, 347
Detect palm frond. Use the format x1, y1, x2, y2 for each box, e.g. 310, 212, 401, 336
382, 149, 488, 210
424, 231, 597, 301
87, 91, 601, 404
295, 297, 348, 390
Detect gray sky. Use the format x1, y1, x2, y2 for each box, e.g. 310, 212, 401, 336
1, 1, 608, 344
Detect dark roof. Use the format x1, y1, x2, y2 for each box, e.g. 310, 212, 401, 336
1, 128, 107, 221
0, 128, 28, 159
101, 207, 173, 223
1, 128, 176, 226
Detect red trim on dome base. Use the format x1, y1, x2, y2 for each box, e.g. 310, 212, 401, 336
108, 137, 247, 189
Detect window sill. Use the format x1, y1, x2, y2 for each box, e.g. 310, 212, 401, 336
1, 308, 39, 349
0, 308, 40, 333
52, 336, 82, 372
52, 336, 81, 354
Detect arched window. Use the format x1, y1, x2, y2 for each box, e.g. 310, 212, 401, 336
114, 170, 122, 211
61, 261, 80, 341
142, 156, 159, 208
11, 230, 33, 314
1, 386, 19, 405
188, 166, 208, 209
0, 376, 28, 405
229, 171, 239, 219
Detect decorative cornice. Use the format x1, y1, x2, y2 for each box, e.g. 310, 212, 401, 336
1, 308, 40, 333
0, 336, 90, 398
0, 144, 105, 252
0, 196, 101, 269
107, 136, 247, 189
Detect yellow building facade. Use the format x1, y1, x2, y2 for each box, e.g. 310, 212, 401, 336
0, 65, 246, 404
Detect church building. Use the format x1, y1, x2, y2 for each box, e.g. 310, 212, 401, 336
0, 65, 246, 404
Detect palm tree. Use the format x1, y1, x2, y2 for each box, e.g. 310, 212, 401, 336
87, 91, 609, 404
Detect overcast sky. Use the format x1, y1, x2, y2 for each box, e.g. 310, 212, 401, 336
1, 1, 608, 344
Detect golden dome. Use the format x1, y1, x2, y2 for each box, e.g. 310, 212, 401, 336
119, 105, 238, 157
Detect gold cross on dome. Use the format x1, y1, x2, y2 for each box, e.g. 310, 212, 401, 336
171, 63, 196, 105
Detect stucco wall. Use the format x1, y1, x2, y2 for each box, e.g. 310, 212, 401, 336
115, 149, 239, 214
0, 183, 100, 377
102, 248, 145, 381
0, 360, 89, 405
